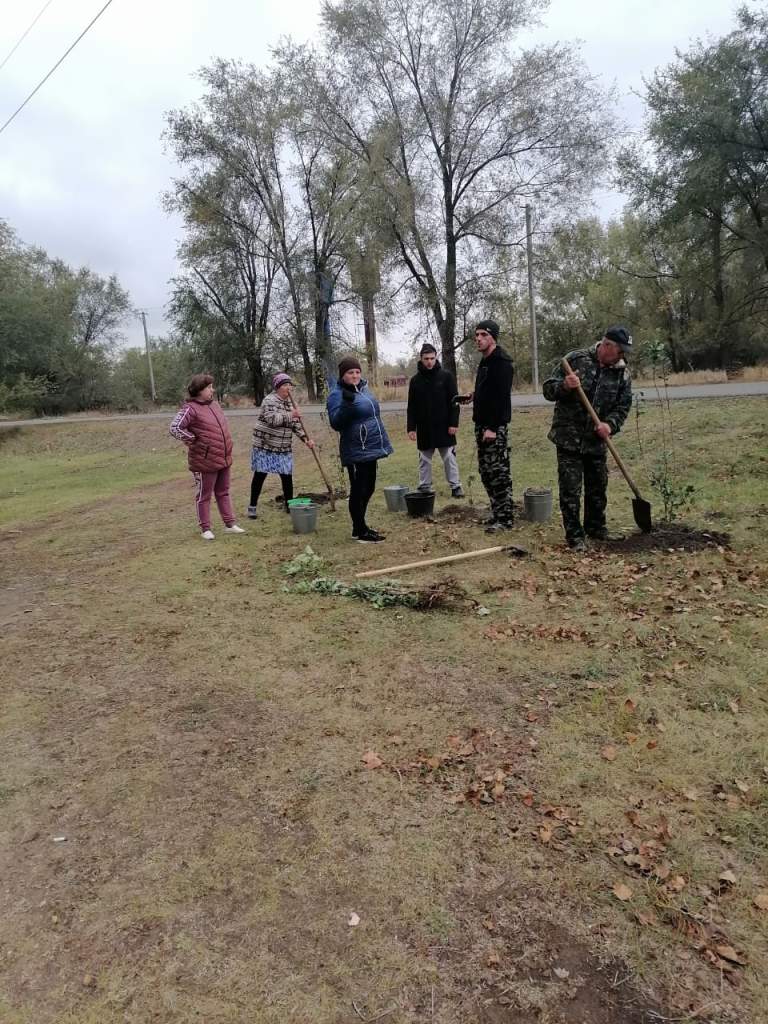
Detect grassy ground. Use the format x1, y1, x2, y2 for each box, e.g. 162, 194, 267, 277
0, 397, 766, 1024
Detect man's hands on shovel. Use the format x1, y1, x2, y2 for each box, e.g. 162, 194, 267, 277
563, 369, 612, 439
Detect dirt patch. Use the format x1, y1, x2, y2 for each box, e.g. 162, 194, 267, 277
433, 501, 526, 525
479, 920, 664, 1023
601, 523, 731, 553
434, 503, 482, 523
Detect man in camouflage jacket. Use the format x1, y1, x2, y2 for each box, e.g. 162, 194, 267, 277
543, 327, 633, 550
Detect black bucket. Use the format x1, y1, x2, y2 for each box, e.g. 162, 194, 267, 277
404, 490, 435, 518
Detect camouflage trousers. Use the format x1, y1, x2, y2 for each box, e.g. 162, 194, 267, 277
475, 424, 514, 524
556, 446, 608, 544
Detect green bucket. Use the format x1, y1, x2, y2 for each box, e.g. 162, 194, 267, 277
287, 498, 312, 507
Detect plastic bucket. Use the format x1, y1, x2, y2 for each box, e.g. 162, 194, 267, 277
289, 503, 318, 534
383, 485, 408, 512
404, 490, 435, 518
524, 487, 553, 523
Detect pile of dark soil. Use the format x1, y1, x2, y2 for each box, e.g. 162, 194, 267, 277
433, 503, 480, 524
274, 489, 346, 505
607, 523, 731, 553
434, 501, 525, 525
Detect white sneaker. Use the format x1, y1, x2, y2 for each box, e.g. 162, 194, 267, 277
201, 530, 215, 541
224, 524, 246, 534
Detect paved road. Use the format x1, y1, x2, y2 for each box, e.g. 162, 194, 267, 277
1, 381, 766, 429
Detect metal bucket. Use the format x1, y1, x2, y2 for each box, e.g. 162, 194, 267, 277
289, 503, 318, 534
523, 487, 553, 523
383, 485, 408, 512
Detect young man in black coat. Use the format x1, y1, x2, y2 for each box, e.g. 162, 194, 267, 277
459, 319, 514, 532
406, 343, 464, 497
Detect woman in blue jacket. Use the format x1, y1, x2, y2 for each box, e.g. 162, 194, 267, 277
326, 355, 393, 543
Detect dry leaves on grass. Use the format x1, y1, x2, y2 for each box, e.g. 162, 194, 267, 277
612, 882, 634, 902
484, 621, 595, 645
361, 751, 384, 769
753, 893, 768, 910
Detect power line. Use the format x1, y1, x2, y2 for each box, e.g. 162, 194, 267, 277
0, 0, 117, 139
0, 0, 57, 73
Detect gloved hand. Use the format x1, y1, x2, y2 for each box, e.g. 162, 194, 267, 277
342, 390, 356, 403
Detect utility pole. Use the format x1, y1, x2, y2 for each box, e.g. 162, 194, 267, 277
139, 310, 157, 402
525, 204, 539, 390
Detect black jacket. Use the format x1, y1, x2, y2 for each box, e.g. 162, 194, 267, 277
472, 345, 513, 429
406, 360, 460, 450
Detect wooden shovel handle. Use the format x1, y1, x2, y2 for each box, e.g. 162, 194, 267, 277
288, 392, 336, 511
561, 358, 643, 500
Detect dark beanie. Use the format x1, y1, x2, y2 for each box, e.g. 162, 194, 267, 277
603, 325, 632, 351
475, 319, 499, 341
419, 343, 437, 356
338, 355, 362, 377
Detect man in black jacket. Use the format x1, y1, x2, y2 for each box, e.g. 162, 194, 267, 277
406, 343, 464, 497
465, 319, 514, 532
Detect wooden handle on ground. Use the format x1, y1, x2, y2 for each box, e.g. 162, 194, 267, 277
561, 358, 643, 501
355, 544, 526, 579
288, 393, 336, 511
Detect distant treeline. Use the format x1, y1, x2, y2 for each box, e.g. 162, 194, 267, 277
2, 3, 766, 414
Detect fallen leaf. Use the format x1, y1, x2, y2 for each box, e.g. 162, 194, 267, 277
636, 909, 658, 927
361, 751, 383, 770
715, 944, 746, 966
612, 882, 634, 902
487, 950, 501, 967
553, 966, 570, 980
601, 744, 618, 762
753, 893, 768, 911
646, 740, 658, 750
624, 698, 637, 713
482, 917, 496, 932
719, 870, 737, 887
683, 788, 699, 801
734, 779, 750, 793
348, 912, 360, 927
668, 875, 687, 892
539, 824, 553, 844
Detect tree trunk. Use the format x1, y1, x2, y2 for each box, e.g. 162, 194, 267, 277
711, 217, 727, 368
250, 343, 265, 404
361, 295, 378, 386
441, 226, 458, 378
313, 277, 333, 398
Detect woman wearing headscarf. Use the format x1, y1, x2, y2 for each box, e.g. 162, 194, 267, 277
247, 372, 315, 518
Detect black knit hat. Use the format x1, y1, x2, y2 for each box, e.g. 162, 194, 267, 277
419, 343, 437, 356
603, 325, 632, 351
474, 319, 499, 341
338, 355, 362, 377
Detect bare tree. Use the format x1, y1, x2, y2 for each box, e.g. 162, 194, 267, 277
319, 0, 615, 375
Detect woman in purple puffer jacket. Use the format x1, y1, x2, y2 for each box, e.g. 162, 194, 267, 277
169, 373, 245, 541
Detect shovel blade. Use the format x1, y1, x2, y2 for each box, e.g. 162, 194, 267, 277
632, 497, 653, 533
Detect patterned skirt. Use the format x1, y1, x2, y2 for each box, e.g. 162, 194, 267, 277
251, 448, 293, 475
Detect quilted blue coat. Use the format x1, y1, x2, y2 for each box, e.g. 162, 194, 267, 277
326, 379, 394, 466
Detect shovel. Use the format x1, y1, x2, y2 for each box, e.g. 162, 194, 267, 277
561, 358, 652, 533
287, 392, 336, 512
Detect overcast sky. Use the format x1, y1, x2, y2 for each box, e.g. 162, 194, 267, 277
0, 0, 746, 357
